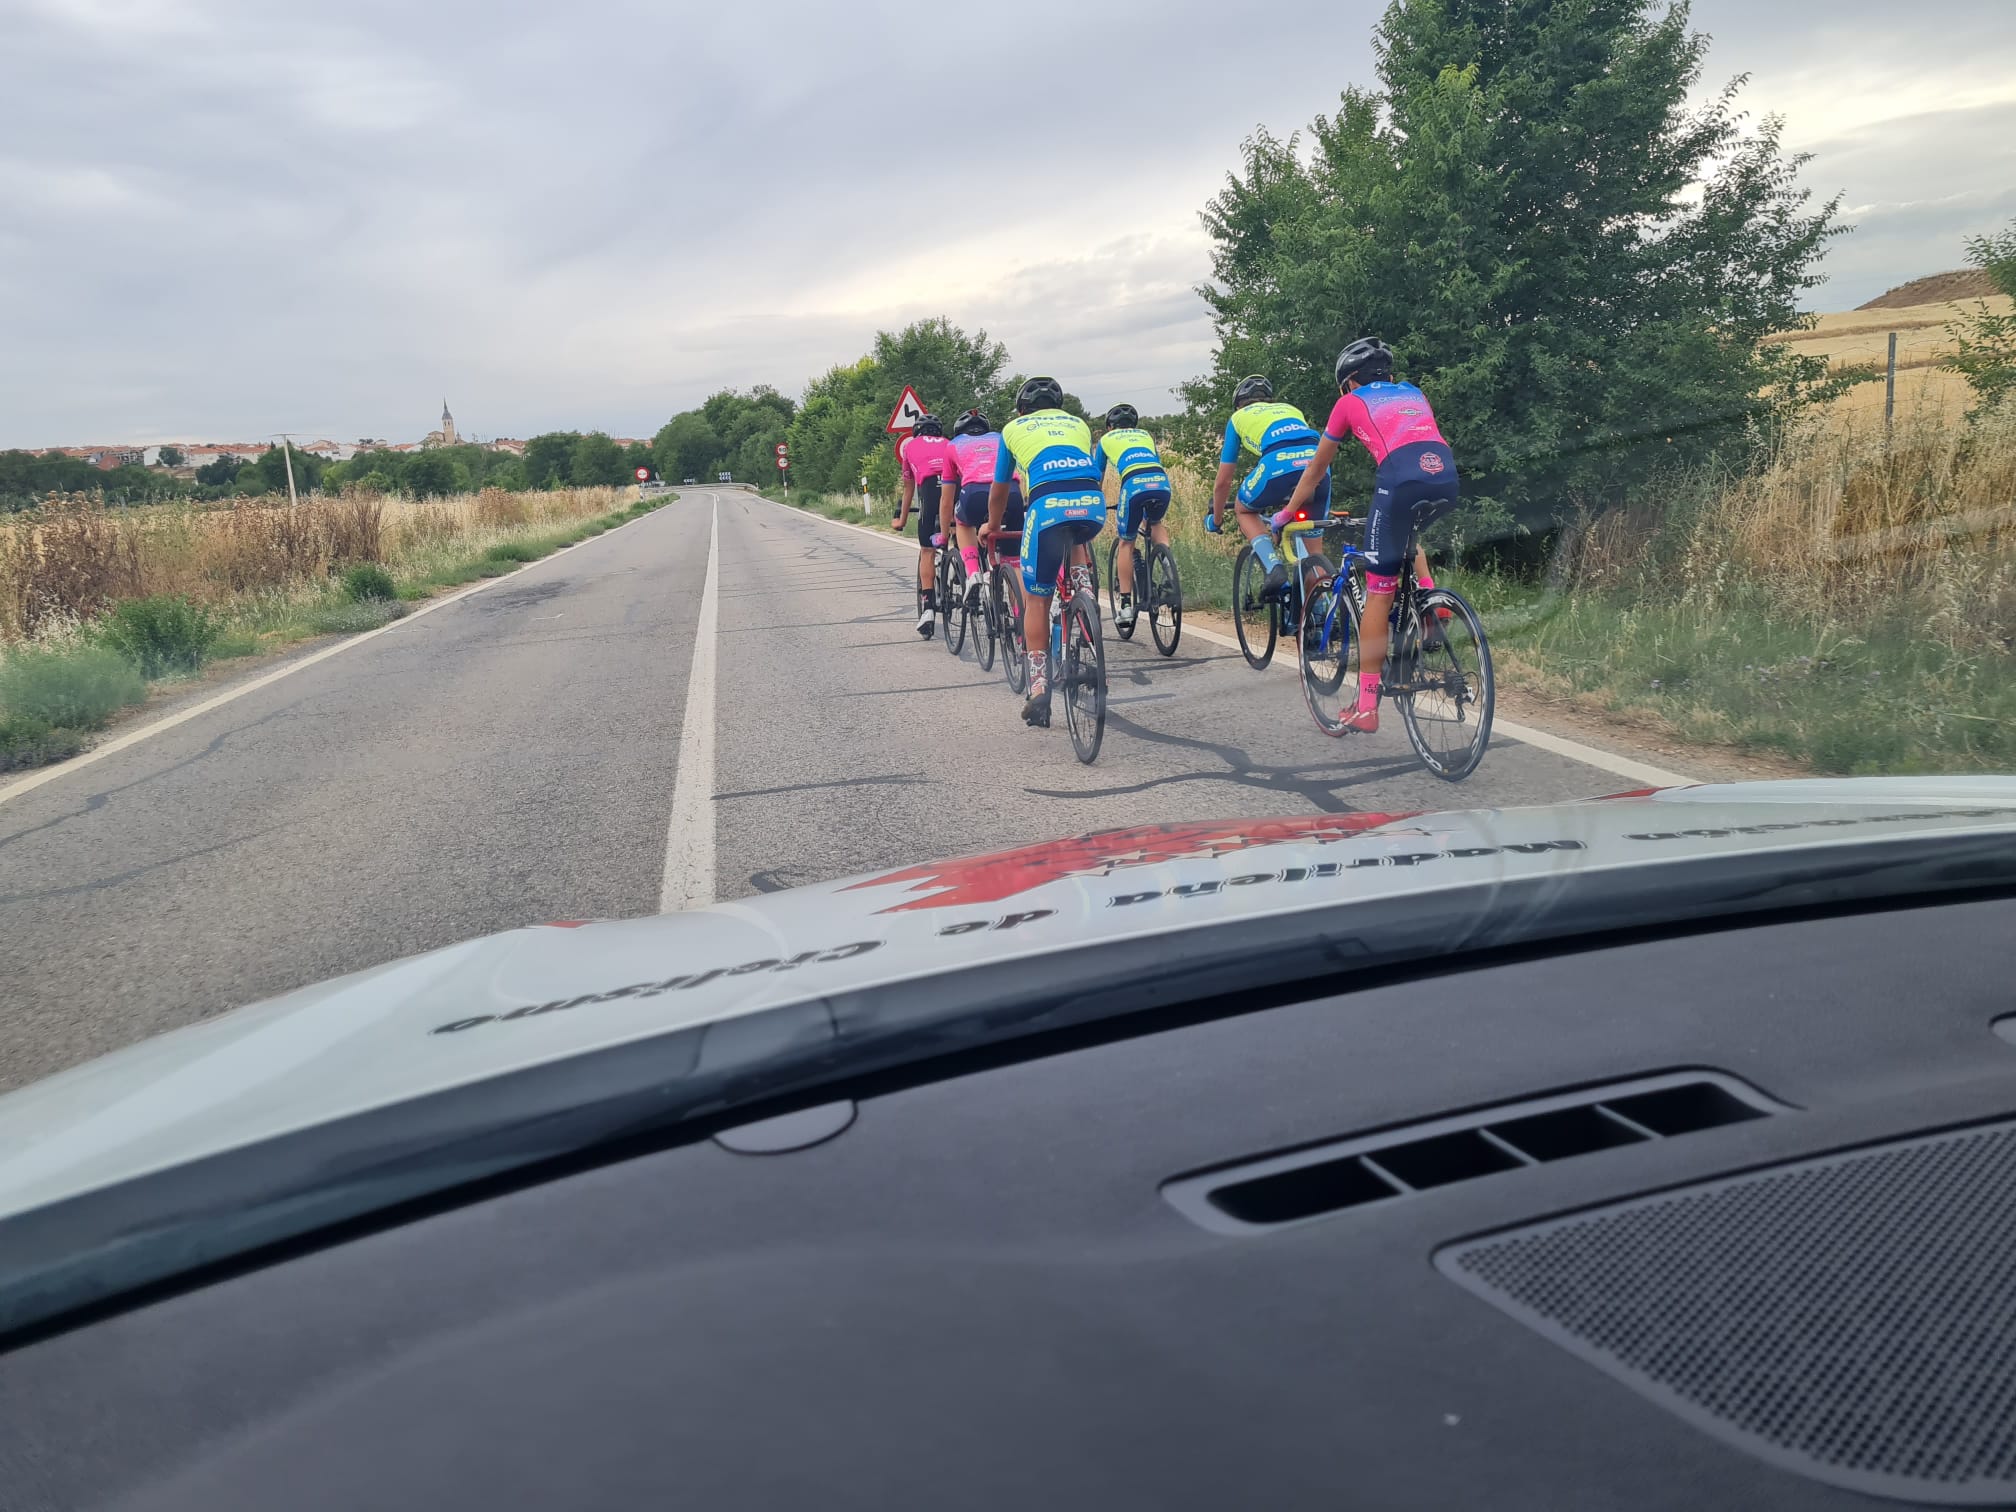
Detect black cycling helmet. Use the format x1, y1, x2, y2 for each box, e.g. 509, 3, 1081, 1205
1335, 337, 1395, 387
1016, 376, 1064, 414
1103, 403, 1139, 429
953, 408, 989, 437
1232, 374, 1273, 408
912, 412, 944, 437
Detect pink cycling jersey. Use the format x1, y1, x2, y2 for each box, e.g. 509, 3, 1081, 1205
1324, 382, 1447, 466
945, 432, 1001, 489
899, 434, 955, 482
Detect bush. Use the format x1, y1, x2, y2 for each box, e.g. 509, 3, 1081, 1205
340, 562, 398, 602
97, 594, 221, 678
0, 713, 86, 772
483, 540, 538, 563
0, 644, 147, 729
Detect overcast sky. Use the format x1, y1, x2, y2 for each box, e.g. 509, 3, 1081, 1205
4, 0, 2012, 447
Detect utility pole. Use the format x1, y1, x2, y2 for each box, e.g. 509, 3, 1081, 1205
1885, 332, 1898, 445
280, 436, 300, 506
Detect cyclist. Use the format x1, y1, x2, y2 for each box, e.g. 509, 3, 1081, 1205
1205, 375, 1329, 599
1092, 404, 1173, 630
1284, 337, 1458, 734
891, 413, 956, 637
944, 408, 1023, 611
982, 376, 1106, 728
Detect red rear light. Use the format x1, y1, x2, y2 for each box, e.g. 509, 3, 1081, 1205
1294, 510, 1308, 521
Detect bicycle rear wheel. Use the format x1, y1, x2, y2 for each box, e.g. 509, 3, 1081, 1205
973, 565, 997, 672
1398, 588, 1494, 780
941, 554, 968, 656
996, 571, 1027, 695
1105, 541, 1135, 641
1298, 582, 1359, 735
1147, 542, 1182, 656
1232, 544, 1277, 669
1060, 590, 1106, 764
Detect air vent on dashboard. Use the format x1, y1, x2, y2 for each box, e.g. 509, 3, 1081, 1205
1163, 1072, 1781, 1234
1439, 1118, 2016, 1503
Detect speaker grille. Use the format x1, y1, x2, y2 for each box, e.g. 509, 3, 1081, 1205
1440, 1120, 2016, 1503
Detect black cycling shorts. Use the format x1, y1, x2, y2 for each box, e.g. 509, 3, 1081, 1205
956, 483, 1024, 532
911, 476, 943, 546
1364, 443, 1459, 575
1116, 488, 1172, 539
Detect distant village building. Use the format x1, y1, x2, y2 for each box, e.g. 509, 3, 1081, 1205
420, 400, 459, 450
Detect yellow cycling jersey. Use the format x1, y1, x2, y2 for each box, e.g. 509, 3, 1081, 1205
1095, 427, 1167, 483
999, 409, 1102, 499
1226, 401, 1316, 461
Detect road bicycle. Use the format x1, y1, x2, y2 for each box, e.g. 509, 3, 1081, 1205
1296, 498, 1494, 780
1047, 555, 1107, 764
1230, 510, 1366, 670
1103, 531, 1183, 656
933, 523, 970, 658
977, 530, 1026, 690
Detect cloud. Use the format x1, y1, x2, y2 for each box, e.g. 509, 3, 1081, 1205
1, 0, 2011, 445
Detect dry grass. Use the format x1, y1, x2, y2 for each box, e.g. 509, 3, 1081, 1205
1, 487, 625, 642
1764, 295, 2016, 427
1498, 400, 2016, 772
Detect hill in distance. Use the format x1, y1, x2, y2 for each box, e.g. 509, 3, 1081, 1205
1858, 269, 1998, 310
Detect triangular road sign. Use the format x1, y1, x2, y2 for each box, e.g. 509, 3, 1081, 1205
886, 386, 928, 434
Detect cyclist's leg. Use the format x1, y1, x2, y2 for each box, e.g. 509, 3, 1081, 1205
1346, 471, 1425, 730
1021, 504, 1066, 723
955, 485, 990, 601
914, 483, 940, 634
1238, 470, 1299, 592
1114, 492, 1139, 615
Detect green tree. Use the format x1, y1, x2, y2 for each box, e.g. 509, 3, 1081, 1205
621, 440, 655, 479
653, 411, 720, 481
1184, 0, 1842, 527
195, 454, 245, 487
403, 449, 465, 496
157, 446, 184, 468
1946, 220, 2016, 418
570, 431, 627, 486
250, 444, 326, 495
523, 432, 578, 489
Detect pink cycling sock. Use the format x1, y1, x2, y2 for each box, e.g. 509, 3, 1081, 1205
962, 545, 981, 575
1358, 672, 1381, 711
1416, 569, 1436, 590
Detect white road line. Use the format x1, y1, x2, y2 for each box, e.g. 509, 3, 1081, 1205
659, 495, 721, 912
0, 499, 679, 813
745, 491, 1697, 789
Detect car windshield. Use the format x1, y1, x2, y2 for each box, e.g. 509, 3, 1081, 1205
0, 0, 2012, 1309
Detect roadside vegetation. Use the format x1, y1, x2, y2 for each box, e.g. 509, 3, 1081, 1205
0, 485, 666, 771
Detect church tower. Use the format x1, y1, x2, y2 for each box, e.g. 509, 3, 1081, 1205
440, 400, 457, 447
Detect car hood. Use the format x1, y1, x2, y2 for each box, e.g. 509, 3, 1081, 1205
3, 776, 2014, 1228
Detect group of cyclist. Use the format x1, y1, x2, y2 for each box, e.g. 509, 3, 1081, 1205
892, 336, 1457, 735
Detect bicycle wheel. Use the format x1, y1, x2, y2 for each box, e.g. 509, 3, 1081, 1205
1104, 541, 1136, 641
973, 564, 997, 672
1146, 542, 1182, 656
1398, 588, 1495, 781
940, 554, 967, 656
1060, 590, 1106, 764
1231, 544, 1277, 670
996, 571, 1028, 695
931, 547, 952, 645
1298, 581, 1359, 736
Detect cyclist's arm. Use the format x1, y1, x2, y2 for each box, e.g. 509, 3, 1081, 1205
983, 439, 1017, 537
895, 471, 914, 527
1209, 421, 1239, 520
1286, 434, 1341, 515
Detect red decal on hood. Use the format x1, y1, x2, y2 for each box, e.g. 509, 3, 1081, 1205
845, 813, 1421, 912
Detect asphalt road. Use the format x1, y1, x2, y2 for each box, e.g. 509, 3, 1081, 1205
0, 488, 1679, 1092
